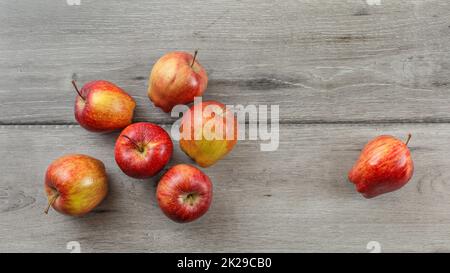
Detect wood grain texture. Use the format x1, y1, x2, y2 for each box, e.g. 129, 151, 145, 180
0, 0, 450, 124
1, 124, 450, 252
2, 0, 450, 253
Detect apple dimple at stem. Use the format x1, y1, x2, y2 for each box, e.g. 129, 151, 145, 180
156, 164, 212, 223
122, 135, 144, 153
182, 192, 199, 206
76, 96, 86, 111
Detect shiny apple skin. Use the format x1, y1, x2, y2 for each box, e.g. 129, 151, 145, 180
75, 80, 136, 132
45, 154, 108, 216
148, 51, 208, 113
114, 122, 173, 179
156, 164, 212, 223
348, 135, 414, 198
179, 101, 237, 168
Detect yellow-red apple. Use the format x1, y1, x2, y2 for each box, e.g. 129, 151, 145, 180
73, 80, 136, 132
156, 164, 212, 223
44, 154, 108, 216
179, 101, 237, 168
148, 51, 208, 112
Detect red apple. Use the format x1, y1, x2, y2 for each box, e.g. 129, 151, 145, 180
180, 101, 238, 168
115, 122, 173, 179
73, 80, 136, 132
156, 164, 212, 223
44, 154, 108, 216
348, 134, 414, 198
148, 51, 208, 112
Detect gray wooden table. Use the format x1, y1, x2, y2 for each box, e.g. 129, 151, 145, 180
1, 0, 450, 253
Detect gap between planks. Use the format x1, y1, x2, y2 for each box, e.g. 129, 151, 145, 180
3, 119, 450, 127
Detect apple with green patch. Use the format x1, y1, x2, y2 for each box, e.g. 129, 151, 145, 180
179, 101, 238, 168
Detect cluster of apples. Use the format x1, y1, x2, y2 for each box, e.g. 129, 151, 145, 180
44, 51, 237, 223
44, 50, 416, 224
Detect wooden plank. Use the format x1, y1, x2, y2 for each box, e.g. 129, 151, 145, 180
1, 124, 450, 252
1, 0, 450, 124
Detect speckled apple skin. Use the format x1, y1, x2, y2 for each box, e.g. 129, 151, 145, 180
75, 80, 136, 132
179, 101, 238, 168
45, 154, 108, 216
156, 164, 212, 223
348, 135, 414, 198
114, 122, 173, 179
148, 51, 208, 113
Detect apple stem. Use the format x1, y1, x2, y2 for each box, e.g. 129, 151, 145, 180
191, 50, 198, 67
122, 135, 144, 153
71, 80, 85, 100
405, 133, 412, 146
44, 193, 59, 215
